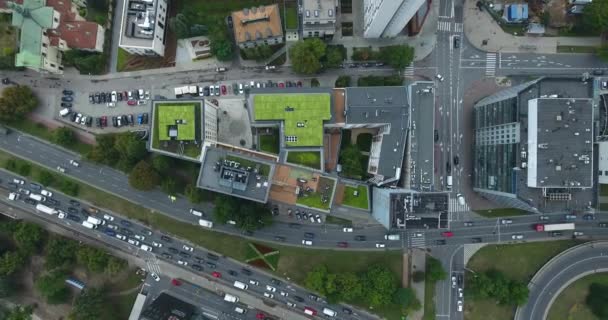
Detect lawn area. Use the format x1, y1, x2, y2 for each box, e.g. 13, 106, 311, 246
297, 192, 330, 210
285, 4, 298, 29
286, 151, 321, 169
600, 184, 608, 196
9, 121, 93, 155
157, 103, 196, 140
342, 185, 369, 210
465, 240, 581, 320
557, 45, 597, 54
253, 94, 331, 147
474, 208, 529, 218
0, 14, 16, 69
324, 215, 353, 227
547, 273, 608, 320
116, 48, 130, 72
259, 131, 279, 154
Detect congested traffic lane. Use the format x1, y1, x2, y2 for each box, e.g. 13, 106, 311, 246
0, 171, 373, 320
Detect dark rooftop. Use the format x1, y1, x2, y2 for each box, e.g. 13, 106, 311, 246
372, 188, 448, 230
140, 292, 196, 320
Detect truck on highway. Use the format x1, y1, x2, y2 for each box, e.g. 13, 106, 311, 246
384, 234, 400, 241
87, 216, 106, 226
82, 221, 97, 229
28, 193, 46, 202
35, 204, 57, 215
535, 223, 575, 232
8, 192, 18, 201
223, 293, 239, 303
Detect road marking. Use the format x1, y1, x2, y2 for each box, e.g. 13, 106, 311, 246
485, 53, 497, 77
454, 23, 463, 33
438, 21, 451, 32
404, 65, 415, 76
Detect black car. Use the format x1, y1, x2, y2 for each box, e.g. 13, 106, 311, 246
117, 92, 123, 101
593, 69, 605, 75
89, 94, 94, 104
434, 130, 439, 142
142, 113, 149, 124
61, 102, 72, 108
24, 198, 37, 205
7, 182, 17, 189
207, 253, 219, 261
226, 15, 233, 28
86, 117, 93, 127
68, 207, 79, 214
30, 183, 42, 191
69, 199, 80, 207
62, 90, 73, 95
179, 251, 191, 259
457, 274, 463, 286
241, 268, 252, 276
203, 86, 210, 96
112, 116, 118, 127
446, 162, 451, 174
191, 264, 203, 271
289, 223, 301, 229
168, 247, 179, 254
101, 93, 107, 103
128, 114, 134, 126
95, 117, 102, 127
453, 156, 459, 166
436, 239, 446, 245
120, 220, 132, 227
551, 231, 563, 237
61, 96, 73, 102
70, 112, 78, 122
2, 78, 9, 84
471, 237, 482, 243
94, 92, 101, 103
453, 36, 460, 48
274, 236, 286, 242
293, 296, 304, 303
206, 261, 216, 269
599, 223, 608, 228
121, 228, 134, 236
342, 307, 353, 315
161, 235, 172, 242
354, 235, 366, 241
194, 256, 205, 264
67, 214, 80, 222
270, 278, 282, 286
46, 198, 59, 206
161, 252, 172, 259
228, 270, 238, 276
304, 232, 315, 239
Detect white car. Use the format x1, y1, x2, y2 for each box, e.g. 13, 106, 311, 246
134, 234, 145, 241
376, 243, 386, 248
265, 65, 276, 70
413, 232, 423, 237
266, 285, 276, 292
103, 214, 114, 221
127, 239, 140, 246
152, 241, 163, 247
436, 74, 444, 81
458, 288, 463, 298
57, 211, 66, 219
501, 219, 513, 225
280, 291, 289, 297
115, 234, 126, 240
263, 292, 274, 299
182, 245, 194, 252
286, 301, 296, 308
177, 260, 188, 266
343, 227, 353, 232
151, 273, 160, 282
573, 231, 584, 236
107, 224, 118, 230
56, 166, 66, 173
74, 113, 82, 123
302, 240, 312, 246
451, 276, 456, 288
41, 190, 53, 197
249, 279, 259, 286
539, 215, 549, 221
12, 178, 24, 185
69, 160, 79, 167
457, 300, 463, 312
80, 116, 87, 125
227, 220, 237, 225
315, 214, 322, 223
511, 234, 524, 240
111, 91, 117, 102
18, 188, 30, 195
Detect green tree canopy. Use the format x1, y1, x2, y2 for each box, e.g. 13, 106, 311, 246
52, 127, 76, 147
289, 38, 326, 74
582, 1, 608, 34
426, 256, 447, 281
380, 45, 415, 69
0, 85, 38, 122
161, 177, 178, 195
35, 270, 69, 304
185, 184, 206, 203
336, 272, 363, 301
129, 160, 160, 190
13, 222, 45, 254
587, 283, 608, 318
5, 305, 33, 320
76, 246, 109, 273
0, 251, 25, 276
45, 237, 78, 269
0, 276, 16, 298
105, 257, 127, 275
339, 144, 364, 178
69, 287, 107, 320
151, 155, 174, 173
362, 264, 398, 307
36, 170, 55, 186
324, 45, 344, 68
335, 76, 351, 88
393, 287, 422, 313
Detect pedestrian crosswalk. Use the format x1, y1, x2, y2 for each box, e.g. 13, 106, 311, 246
146, 256, 161, 275
438, 21, 451, 32
408, 233, 426, 248
449, 197, 469, 213
454, 23, 463, 33
404, 65, 415, 76
485, 53, 497, 77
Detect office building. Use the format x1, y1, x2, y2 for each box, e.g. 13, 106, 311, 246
119, 0, 167, 56
362, 0, 431, 38
302, 0, 337, 38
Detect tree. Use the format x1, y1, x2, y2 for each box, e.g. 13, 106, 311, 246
243, 45, 273, 61
506, 281, 529, 306
289, 38, 326, 74
161, 177, 178, 195
105, 257, 127, 275
0, 85, 38, 122
16, 161, 31, 176
324, 45, 344, 68
129, 161, 160, 190
62, 50, 106, 75
335, 76, 351, 88
87, 134, 119, 165
152, 155, 174, 173
45, 237, 78, 269
115, 132, 147, 169
412, 271, 426, 283
209, 23, 233, 61
0, 276, 16, 298
362, 265, 398, 307
305, 265, 329, 295
77, 247, 109, 273
393, 287, 422, 313
70, 287, 107, 320
13, 222, 45, 254
311, 78, 320, 87
5, 305, 33, 320
169, 13, 190, 39
0, 251, 25, 276
582, 1, 608, 34
185, 184, 205, 203
35, 270, 69, 304
380, 45, 415, 70
587, 283, 608, 318
213, 195, 238, 224
598, 44, 608, 62
426, 256, 447, 281
37, 170, 55, 186
336, 272, 363, 301
339, 144, 364, 178
52, 127, 76, 147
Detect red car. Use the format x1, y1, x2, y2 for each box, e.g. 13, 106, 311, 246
278, 82, 285, 88
101, 116, 107, 127
337, 242, 348, 248
221, 85, 227, 95
127, 99, 136, 106
212, 271, 221, 278
441, 231, 454, 238
304, 307, 317, 316
171, 279, 182, 286
256, 313, 265, 319
297, 80, 302, 87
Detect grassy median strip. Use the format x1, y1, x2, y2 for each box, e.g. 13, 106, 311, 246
547, 273, 608, 320
474, 208, 529, 218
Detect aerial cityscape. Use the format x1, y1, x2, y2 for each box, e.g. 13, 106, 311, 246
0, 0, 607, 319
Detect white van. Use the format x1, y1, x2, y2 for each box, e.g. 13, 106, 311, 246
456, 194, 465, 206
384, 234, 400, 241
140, 244, 152, 252
224, 293, 239, 303
29, 194, 46, 202
233, 281, 248, 290
198, 219, 213, 228
82, 221, 96, 229
87, 216, 106, 226
59, 108, 71, 117
234, 306, 247, 314
323, 308, 337, 317
189, 208, 203, 217
447, 176, 453, 190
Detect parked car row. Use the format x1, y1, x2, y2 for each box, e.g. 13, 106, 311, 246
112, 113, 149, 127
341, 62, 385, 68
89, 89, 149, 106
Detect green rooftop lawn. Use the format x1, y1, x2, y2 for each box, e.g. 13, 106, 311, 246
259, 132, 279, 154
285, 5, 298, 29
253, 94, 331, 147
342, 185, 369, 210
157, 103, 196, 141
286, 151, 321, 169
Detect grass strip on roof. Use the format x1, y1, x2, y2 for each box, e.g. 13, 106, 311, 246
157, 103, 196, 141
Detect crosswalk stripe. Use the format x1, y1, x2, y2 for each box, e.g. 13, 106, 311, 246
437, 21, 451, 32
448, 198, 469, 213
408, 234, 426, 248
485, 53, 497, 76
404, 65, 415, 76
454, 23, 463, 33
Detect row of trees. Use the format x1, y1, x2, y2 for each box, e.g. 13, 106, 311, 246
467, 269, 529, 306
0, 85, 38, 123
213, 195, 273, 231
5, 158, 80, 196
304, 264, 420, 314
289, 39, 346, 74
87, 132, 147, 172
587, 283, 608, 318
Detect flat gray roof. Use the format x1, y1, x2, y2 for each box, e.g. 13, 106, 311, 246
120, 0, 160, 48
345, 86, 409, 181
408, 81, 436, 190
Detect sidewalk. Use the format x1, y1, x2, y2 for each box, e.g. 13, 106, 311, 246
409, 249, 426, 320
463, 0, 600, 53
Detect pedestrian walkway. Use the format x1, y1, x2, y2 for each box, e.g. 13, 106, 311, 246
145, 256, 161, 275
438, 21, 452, 32
449, 197, 470, 213
405, 65, 415, 76
454, 23, 463, 33
409, 234, 426, 248
409, 249, 426, 320
485, 53, 497, 77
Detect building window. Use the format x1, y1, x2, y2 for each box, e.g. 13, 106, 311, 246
158, 21, 164, 29
53, 18, 58, 23
50, 63, 56, 68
